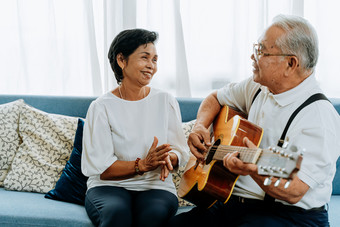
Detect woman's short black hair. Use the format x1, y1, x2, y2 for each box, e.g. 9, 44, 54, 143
108, 28, 158, 84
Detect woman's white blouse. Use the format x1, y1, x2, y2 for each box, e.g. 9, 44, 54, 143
81, 88, 189, 195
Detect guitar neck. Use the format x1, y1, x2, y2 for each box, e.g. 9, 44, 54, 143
212, 145, 262, 164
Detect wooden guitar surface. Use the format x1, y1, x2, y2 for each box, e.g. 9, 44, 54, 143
178, 106, 263, 208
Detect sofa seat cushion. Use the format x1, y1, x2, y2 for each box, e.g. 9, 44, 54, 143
0, 188, 93, 227
0, 187, 194, 227
329, 195, 340, 225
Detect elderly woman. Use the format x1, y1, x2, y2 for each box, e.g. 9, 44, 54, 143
81, 29, 189, 227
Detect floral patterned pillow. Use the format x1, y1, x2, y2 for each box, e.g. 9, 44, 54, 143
0, 99, 24, 186
4, 103, 78, 193
173, 119, 196, 207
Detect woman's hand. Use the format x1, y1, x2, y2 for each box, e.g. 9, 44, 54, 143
139, 136, 172, 173
160, 152, 178, 181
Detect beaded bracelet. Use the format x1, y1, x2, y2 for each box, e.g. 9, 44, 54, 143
135, 158, 144, 175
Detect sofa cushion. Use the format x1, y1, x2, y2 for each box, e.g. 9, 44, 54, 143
45, 118, 88, 205
172, 120, 195, 207
0, 188, 93, 227
0, 99, 24, 186
4, 103, 78, 193
329, 195, 340, 225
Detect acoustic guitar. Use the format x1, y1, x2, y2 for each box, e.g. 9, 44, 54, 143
178, 105, 303, 208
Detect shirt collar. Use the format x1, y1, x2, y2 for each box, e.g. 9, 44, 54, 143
269, 74, 318, 107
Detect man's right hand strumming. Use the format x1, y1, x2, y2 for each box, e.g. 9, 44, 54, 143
187, 123, 212, 162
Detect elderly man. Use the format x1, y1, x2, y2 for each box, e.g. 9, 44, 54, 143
169, 14, 340, 226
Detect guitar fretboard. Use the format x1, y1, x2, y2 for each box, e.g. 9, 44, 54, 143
212, 145, 262, 164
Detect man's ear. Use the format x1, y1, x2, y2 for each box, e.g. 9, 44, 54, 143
116, 53, 126, 70
285, 56, 299, 76
288, 56, 299, 69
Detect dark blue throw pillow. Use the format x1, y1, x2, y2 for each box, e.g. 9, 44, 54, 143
45, 118, 88, 205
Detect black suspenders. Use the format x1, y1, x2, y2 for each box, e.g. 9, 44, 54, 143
251, 88, 330, 203
251, 88, 262, 105
277, 93, 330, 147
251, 88, 330, 147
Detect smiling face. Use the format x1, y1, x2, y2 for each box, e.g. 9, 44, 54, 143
251, 25, 290, 94
119, 43, 158, 88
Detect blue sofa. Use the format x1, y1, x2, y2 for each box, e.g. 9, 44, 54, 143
0, 94, 339, 226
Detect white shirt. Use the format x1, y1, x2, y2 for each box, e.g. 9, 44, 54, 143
217, 75, 340, 209
81, 88, 189, 196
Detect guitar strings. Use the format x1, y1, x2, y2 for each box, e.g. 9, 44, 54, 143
209, 145, 284, 156
208, 145, 291, 165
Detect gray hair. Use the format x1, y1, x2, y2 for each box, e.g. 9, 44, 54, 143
271, 14, 319, 72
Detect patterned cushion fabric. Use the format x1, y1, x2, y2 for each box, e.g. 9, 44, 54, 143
45, 118, 88, 205
0, 99, 24, 186
4, 103, 78, 193
173, 119, 196, 207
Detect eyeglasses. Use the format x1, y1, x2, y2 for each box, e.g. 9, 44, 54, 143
253, 43, 295, 61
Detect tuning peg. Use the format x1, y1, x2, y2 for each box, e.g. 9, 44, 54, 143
282, 140, 289, 149
283, 153, 292, 159
270, 147, 277, 153
288, 154, 295, 160
284, 180, 291, 189
268, 166, 277, 173
278, 167, 287, 175
267, 166, 273, 173
274, 178, 281, 187
259, 165, 267, 172
264, 177, 272, 186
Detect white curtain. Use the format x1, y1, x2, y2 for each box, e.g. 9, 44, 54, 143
0, 0, 102, 96
0, 0, 339, 98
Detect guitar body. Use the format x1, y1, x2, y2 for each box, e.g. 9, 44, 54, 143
178, 106, 263, 208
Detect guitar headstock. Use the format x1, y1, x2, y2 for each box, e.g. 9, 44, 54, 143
257, 145, 303, 185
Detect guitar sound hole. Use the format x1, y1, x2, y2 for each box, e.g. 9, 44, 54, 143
206, 139, 221, 164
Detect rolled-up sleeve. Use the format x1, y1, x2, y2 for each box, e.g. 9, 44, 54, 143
217, 77, 261, 113
81, 101, 118, 176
